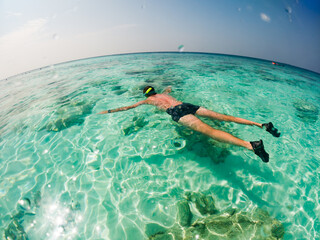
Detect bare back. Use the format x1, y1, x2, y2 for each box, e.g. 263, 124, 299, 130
146, 93, 182, 111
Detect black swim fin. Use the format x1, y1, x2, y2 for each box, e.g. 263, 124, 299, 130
262, 122, 280, 137
250, 140, 269, 163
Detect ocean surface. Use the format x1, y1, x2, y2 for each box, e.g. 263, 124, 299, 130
0, 52, 319, 240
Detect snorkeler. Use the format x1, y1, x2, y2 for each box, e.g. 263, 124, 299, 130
98, 86, 280, 163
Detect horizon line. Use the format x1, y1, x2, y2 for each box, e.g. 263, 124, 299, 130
3, 51, 320, 80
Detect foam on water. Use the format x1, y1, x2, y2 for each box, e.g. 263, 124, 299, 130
0, 53, 319, 239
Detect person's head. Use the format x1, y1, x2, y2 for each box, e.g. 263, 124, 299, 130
143, 86, 157, 97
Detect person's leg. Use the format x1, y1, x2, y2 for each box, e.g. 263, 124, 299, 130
178, 114, 269, 162
195, 107, 262, 128
178, 114, 253, 150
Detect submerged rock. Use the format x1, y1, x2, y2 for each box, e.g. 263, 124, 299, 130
177, 200, 192, 227
4, 192, 43, 240
18, 198, 31, 211
150, 208, 284, 240
293, 99, 319, 123
149, 225, 183, 240
125, 68, 165, 76
4, 190, 83, 240
149, 232, 174, 240
148, 192, 285, 240
184, 210, 260, 240
5, 219, 28, 240
185, 192, 217, 215
145, 223, 167, 237
122, 116, 149, 136
33, 191, 41, 208
43, 100, 96, 132
271, 220, 285, 239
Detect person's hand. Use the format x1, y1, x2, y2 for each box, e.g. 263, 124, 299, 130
164, 86, 172, 94
97, 110, 111, 114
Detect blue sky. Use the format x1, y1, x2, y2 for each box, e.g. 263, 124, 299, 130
0, 0, 319, 79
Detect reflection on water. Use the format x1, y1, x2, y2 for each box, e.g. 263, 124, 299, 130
0, 53, 319, 240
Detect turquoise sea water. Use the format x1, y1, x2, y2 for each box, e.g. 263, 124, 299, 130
0, 52, 319, 239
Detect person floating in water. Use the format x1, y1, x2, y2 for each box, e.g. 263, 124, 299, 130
98, 86, 280, 162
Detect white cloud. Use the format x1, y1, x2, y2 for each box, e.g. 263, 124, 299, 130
260, 13, 271, 23
0, 18, 47, 44
0, 19, 141, 79
108, 24, 138, 32
6, 11, 22, 17
0, 19, 49, 79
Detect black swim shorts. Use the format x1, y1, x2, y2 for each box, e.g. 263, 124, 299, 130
166, 103, 200, 122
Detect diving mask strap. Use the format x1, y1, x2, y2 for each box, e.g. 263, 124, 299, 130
145, 87, 153, 95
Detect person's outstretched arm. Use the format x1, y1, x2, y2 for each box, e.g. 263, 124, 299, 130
98, 100, 147, 114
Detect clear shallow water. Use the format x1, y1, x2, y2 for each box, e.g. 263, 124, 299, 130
0, 52, 319, 239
